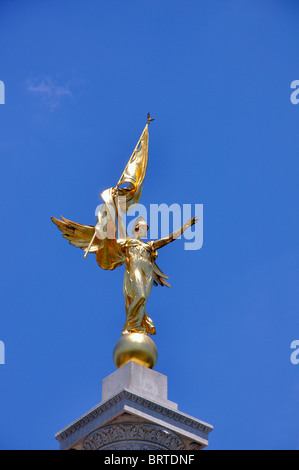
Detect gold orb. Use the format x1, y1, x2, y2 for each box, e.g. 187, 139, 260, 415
113, 332, 158, 369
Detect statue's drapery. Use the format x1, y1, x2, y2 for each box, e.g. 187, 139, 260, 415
120, 238, 156, 335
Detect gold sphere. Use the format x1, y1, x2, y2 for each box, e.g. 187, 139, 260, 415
113, 332, 158, 369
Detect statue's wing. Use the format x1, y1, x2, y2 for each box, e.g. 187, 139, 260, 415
152, 260, 171, 288
153, 272, 171, 287
51, 216, 102, 253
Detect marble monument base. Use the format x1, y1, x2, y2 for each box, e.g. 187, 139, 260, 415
55, 361, 213, 450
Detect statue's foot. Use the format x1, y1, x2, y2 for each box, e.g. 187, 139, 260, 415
122, 328, 147, 335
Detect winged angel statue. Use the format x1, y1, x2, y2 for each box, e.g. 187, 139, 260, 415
51, 116, 197, 337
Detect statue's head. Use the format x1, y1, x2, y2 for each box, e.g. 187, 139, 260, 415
132, 216, 149, 239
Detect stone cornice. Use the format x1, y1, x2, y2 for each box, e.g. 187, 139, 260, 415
55, 389, 213, 444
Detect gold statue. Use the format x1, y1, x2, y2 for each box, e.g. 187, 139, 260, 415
51, 115, 197, 368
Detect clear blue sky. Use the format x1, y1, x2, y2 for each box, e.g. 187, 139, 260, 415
0, 0, 298, 450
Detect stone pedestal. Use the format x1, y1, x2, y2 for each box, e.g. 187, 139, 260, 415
55, 361, 213, 450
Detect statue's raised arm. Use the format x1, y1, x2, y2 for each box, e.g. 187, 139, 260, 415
152, 217, 198, 251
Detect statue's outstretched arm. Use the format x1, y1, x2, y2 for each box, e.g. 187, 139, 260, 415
152, 217, 198, 251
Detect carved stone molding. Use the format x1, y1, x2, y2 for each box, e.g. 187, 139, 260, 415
56, 389, 212, 444
83, 422, 185, 450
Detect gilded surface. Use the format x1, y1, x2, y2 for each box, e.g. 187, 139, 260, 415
113, 332, 158, 369
51, 115, 197, 337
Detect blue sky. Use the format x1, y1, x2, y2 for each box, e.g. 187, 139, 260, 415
0, 0, 299, 450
